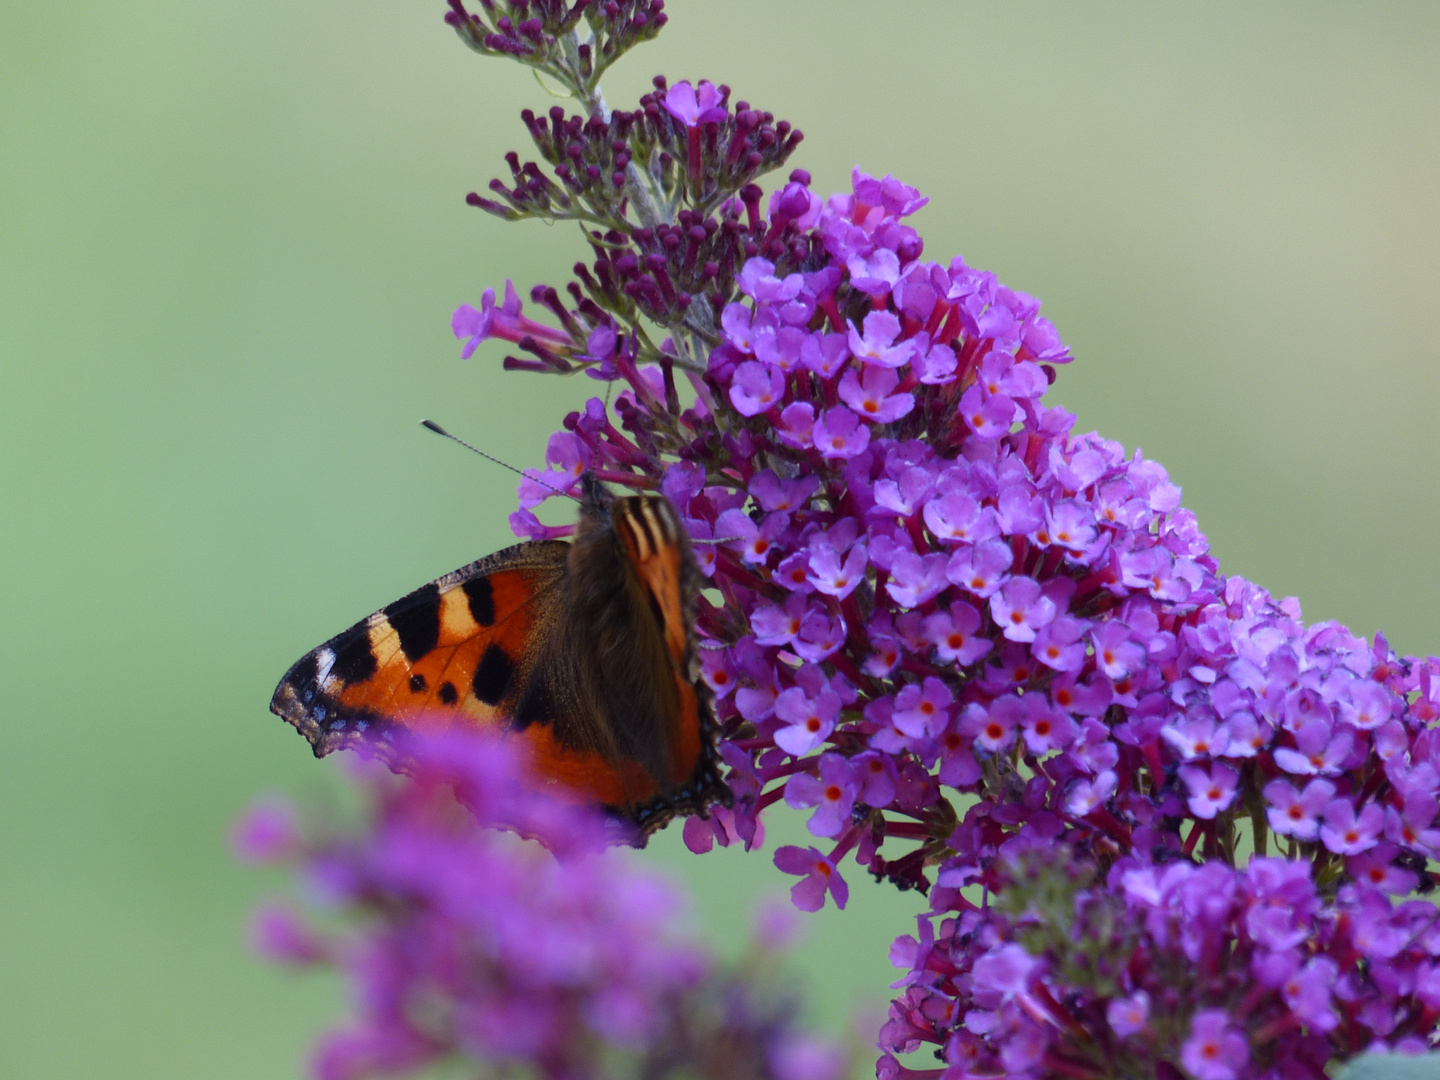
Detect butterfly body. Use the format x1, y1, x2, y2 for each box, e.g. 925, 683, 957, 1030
271, 477, 731, 840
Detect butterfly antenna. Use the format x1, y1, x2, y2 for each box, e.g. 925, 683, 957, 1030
420, 419, 582, 502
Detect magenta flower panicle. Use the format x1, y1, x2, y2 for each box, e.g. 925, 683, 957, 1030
466, 161, 1440, 1077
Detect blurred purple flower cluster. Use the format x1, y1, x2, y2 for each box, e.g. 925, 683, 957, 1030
235, 734, 845, 1080
455, 152, 1440, 1076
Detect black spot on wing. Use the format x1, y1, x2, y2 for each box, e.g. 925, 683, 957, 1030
438, 681, 459, 705
472, 644, 515, 706
384, 583, 441, 662
332, 626, 378, 685
463, 576, 496, 627
409, 674, 427, 693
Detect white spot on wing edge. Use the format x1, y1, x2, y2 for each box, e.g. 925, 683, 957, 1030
315, 647, 335, 690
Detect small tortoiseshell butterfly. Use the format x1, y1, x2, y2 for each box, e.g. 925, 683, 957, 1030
270, 473, 732, 840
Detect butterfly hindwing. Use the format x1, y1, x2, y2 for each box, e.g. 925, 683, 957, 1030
611, 496, 708, 781
514, 493, 691, 806
589, 493, 728, 832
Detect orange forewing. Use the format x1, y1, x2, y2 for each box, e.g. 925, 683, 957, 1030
340, 575, 537, 722
271, 544, 566, 757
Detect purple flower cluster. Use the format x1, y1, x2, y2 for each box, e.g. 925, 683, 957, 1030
235, 734, 844, 1080
456, 165, 1440, 1076
885, 846, 1439, 1080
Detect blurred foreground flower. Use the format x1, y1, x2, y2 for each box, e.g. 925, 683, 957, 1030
236, 733, 846, 1080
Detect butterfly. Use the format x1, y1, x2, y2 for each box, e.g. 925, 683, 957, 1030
270, 473, 732, 841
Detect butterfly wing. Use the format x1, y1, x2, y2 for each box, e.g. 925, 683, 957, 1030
271, 540, 570, 758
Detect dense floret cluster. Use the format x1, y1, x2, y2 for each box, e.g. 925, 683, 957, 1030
235, 734, 844, 1080
455, 162, 1440, 1077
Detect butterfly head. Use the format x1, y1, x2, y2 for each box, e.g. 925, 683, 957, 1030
576, 471, 617, 533
575, 473, 686, 557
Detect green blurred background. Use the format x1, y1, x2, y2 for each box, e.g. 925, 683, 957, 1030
3, 2, 1439, 1076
